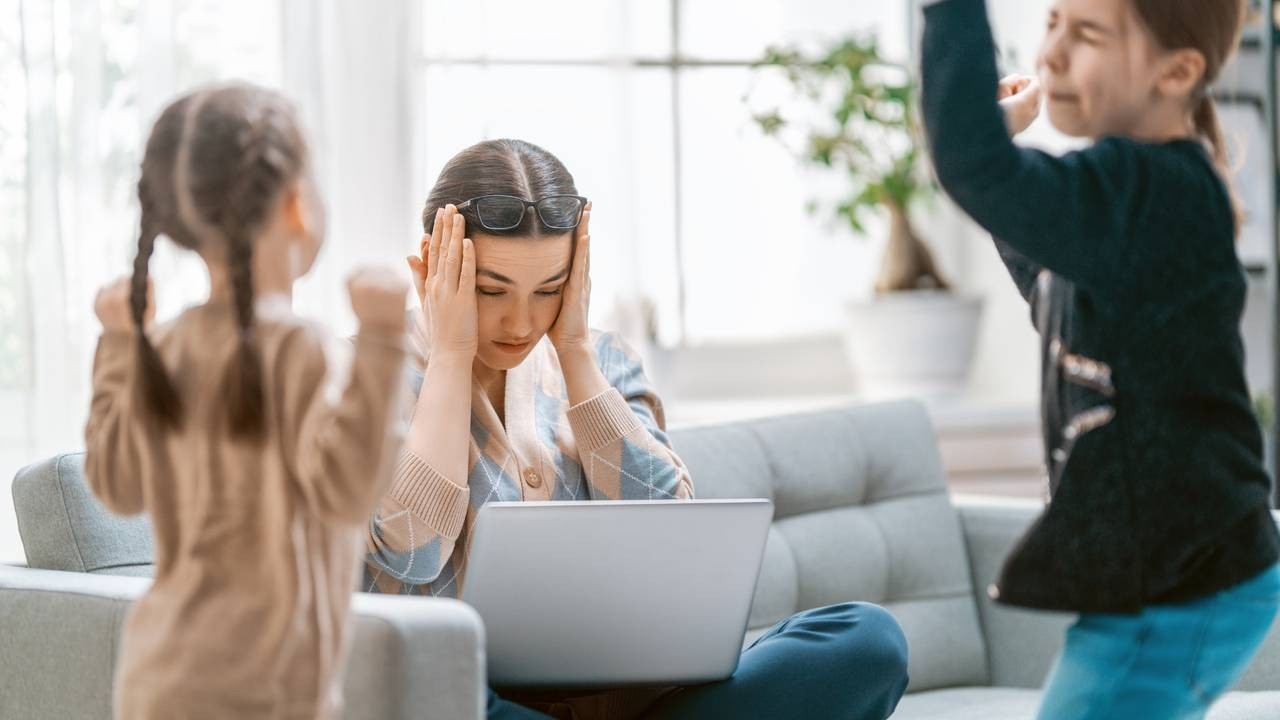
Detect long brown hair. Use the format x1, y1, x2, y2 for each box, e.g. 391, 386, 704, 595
1129, 0, 1246, 225
422, 139, 578, 235
131, 83, 308, 438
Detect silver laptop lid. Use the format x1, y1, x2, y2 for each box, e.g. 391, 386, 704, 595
461, 499, 774, 688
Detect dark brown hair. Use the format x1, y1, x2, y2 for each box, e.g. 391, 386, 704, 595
132, 83, 308, 437
422, 139, 578, 236
1129, 0, 1246, 225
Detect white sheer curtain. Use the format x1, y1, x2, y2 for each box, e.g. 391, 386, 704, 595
0, 0, 422, 563
282, 0, 424, 333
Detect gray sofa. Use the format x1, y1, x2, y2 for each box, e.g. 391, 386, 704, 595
4, 400, 1279, 719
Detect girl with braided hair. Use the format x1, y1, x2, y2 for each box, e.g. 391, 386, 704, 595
84, 83, 411, 719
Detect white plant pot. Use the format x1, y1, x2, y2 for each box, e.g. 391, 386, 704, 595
844, 291, 984, 398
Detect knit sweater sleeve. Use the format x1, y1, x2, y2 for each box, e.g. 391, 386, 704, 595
993, 237, 1044, 302
921, 0, 1147, 294
83, 332, 149, 516
361, 310, 469, 587
279, 324, 409, 527
567, 331, 694, 501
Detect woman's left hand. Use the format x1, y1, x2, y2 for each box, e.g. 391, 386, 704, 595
549, 202, 592, 355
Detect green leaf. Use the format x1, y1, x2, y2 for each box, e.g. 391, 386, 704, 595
753, 111, 786, 135
744, 29, 933, 250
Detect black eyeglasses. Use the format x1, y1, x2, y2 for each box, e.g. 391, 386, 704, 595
456, 194, 588, 232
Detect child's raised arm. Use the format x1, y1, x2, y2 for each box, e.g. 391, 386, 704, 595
84, 277, 155, 516
281, 268, 410, 527
922, 0, 1149, 294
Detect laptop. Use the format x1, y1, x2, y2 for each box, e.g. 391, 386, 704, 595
460, 499, 774, 688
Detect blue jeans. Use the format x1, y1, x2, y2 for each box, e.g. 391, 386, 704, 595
487, 602, 909, 720
1037, 563, 1280, 720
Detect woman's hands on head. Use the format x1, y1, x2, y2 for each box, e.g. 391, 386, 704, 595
998, 74, 1041, 137
407, 204, 478, 360
404, 200, 594, 365
547, 203, 612, 405
548, 202, 592, 356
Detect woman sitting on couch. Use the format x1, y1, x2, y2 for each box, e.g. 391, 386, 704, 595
361, 138, 910, 720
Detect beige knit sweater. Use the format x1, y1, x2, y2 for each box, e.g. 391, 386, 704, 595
84, 299, 407, 720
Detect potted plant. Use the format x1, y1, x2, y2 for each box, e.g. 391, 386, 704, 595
749, 34, 984, 397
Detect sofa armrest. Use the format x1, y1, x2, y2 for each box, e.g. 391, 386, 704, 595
0, 565, 144, 719
0, 565, 487, 720
956, 499, 1280, 694
348, 592, 487, 720
954, 496, 1072, 689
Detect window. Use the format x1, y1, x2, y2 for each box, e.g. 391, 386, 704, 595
420, 0, 912, 345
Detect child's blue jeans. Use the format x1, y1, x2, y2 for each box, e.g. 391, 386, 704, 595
1037, 562, 1280, 720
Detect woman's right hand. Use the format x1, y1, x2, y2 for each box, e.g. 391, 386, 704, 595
407, 204, 478, 359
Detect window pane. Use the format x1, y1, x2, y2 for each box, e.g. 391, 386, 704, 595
680, 0, 909, 62
678, 67, 883, 342
423, 0, 670, 60
421, 65, 677, 340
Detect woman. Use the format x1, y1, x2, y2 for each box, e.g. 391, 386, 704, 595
362, 138, 909, 720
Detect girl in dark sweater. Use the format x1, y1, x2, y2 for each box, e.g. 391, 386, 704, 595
921, 0, 1280, 717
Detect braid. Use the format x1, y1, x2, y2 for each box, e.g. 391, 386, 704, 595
131, 181, 183, 428
219, 106, 293, 440
223, 223, 264, 438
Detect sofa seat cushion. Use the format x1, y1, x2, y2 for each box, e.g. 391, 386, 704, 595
891, 687, 1280, 720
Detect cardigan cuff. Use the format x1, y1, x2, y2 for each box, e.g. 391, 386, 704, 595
389, 450, 469, 540
567, 388, 644, 453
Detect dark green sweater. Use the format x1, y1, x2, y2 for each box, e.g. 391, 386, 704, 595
922, 0, 1278, 612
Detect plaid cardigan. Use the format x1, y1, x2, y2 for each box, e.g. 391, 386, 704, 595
362, 312, 694, 599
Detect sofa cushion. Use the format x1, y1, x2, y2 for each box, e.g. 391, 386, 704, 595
890, 687, 1280, 720
672, 400, 989, 692
12, 453, 154, 576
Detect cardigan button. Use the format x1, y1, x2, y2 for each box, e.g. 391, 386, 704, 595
525, 468, 543, 488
